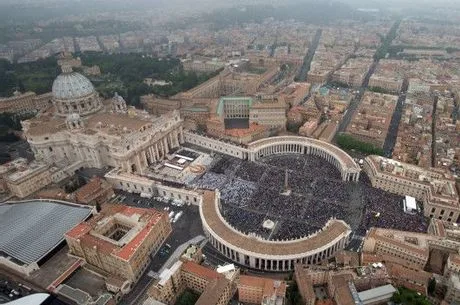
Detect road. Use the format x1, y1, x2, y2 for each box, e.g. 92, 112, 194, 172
296, 29, 322, 81
382, 79, 409, 157
335, 20, 401, 139
115, 191, 204, 305
335, 60, 379, 136
431, 95, 438, 167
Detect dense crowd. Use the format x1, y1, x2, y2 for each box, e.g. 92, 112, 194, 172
192, 154, 428, 241
356, 186, 428, 235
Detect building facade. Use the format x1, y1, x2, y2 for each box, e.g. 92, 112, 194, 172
5, 162, 52, 198
65, 205, 172, 288
74, 177, 114, 206
147, 261, 238, 305
238, 275, 286, 305
0, 91, 52, 114
22, 67, 185, 175
363, 155, 460, 222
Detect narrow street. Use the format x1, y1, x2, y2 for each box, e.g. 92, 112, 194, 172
296, 28, 322, 81
382, 79, 409, 157
335, 60, 378, 135
334, 20, 401, 139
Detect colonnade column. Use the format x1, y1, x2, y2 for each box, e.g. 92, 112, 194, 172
163, 137, 169, 154
136, 154, 142, 174
142, 151, 148, 168
155, 144, 160, 160
179, 126, 185, 144
148, 146, 156, 163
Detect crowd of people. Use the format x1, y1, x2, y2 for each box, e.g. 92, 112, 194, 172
192, 154, 429, 242
356, 185, 428, 235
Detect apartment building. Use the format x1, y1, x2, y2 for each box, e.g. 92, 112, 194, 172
65, 205, 172, 285
363, 155, 460, 222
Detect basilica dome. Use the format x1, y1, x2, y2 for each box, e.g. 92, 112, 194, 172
52, 71, 95, 100
52, 65, 102, 117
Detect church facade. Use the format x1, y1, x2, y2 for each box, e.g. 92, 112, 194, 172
22, 66, 184, 174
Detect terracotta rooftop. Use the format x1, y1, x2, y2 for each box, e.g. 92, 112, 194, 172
195, 277, 230, 305
387, 262, 431, 283
240, 275, 286, 297
181, 261, 221, 281
330, 273, 354, 305
201, 190, 350, 256
65, 205, 165, 261
225, 123, 266, 137
294, 266, 315, 301
74, 177, 110, 202
115, 212, 163, 260
239, 275, 266, 288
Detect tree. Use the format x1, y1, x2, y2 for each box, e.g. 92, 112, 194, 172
391, 287, 432, 305
175, 290, 199, 305
427, 278, 436, 295
336, 133, 384, 156
286, 282, 302, 305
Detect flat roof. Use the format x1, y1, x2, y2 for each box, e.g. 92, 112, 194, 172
4, 293, 50, 305
358, 284, 396, 302
0, 200, 92, 265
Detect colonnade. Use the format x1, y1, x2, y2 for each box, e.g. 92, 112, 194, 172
205, 229, 349, 272
183, 133, 361, 182
249, 142, 360, 182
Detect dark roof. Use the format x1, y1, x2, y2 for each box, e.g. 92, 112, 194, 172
0, 200, 92, 264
